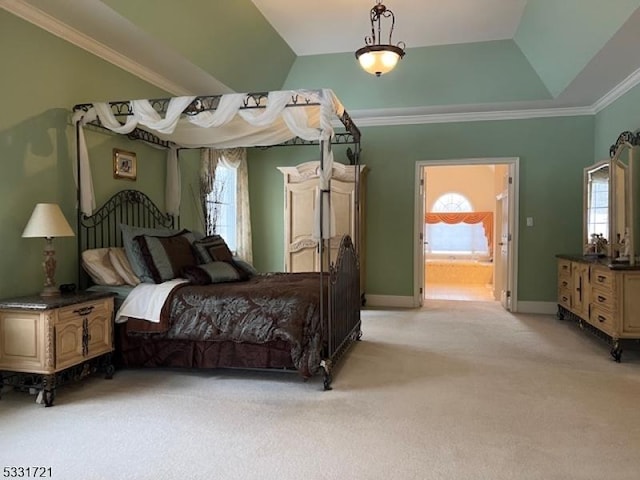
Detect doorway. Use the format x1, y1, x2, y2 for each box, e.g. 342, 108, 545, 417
413, 158, 519, 311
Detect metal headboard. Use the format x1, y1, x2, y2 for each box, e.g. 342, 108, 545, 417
78, 189, 177, 288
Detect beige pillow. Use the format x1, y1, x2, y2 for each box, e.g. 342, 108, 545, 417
81, 248, 125, 286
108, 247, 141, 286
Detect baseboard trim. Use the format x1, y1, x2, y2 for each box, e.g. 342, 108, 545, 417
365, 295, 416, 308
515, 301, 558, 315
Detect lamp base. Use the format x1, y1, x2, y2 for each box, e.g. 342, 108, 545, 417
41, 238, 60, 297
40, 286, 60, 297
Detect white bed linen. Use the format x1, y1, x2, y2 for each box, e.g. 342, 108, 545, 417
115, 279, 188, 323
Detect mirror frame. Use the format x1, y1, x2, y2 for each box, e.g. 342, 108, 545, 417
608, 131, 640, 264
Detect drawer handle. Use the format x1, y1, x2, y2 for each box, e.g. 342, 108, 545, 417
598, 315, 606, 323
597, 295, 606, 303
561, 296, 569, 302
597, 275, 606, 283
74, 306, 94, 316
562, 281, 568, 287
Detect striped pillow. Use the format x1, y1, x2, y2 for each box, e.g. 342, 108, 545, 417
135, 231, 198, 283
193, 235, 233, 264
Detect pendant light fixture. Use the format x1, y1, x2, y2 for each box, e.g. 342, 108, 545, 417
355, 1, 406, 77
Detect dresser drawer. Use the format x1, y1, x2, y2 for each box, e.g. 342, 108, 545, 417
558, 276, 571, 291
589, 305, 616, 335
591, 268, 615, 290
591, 287, 616, 311
558, 260, 572, 279
558, 287, 571, 309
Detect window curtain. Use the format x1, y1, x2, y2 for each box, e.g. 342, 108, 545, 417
200, 148, 253, 262
425, 212, 494, 252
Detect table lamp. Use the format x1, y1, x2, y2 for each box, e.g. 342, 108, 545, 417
22, 203, 75, 296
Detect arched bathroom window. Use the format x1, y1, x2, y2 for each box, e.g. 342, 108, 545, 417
432, 193, 472, 212
426, 193, 490, 256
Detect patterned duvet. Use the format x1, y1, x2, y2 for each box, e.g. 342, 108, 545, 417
125, 272, 327, 377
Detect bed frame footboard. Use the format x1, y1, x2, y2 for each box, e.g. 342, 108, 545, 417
323, 235, 362, 390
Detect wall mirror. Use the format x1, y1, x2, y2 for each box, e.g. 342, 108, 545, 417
584, 131, 639, 263
584, 160, 613, 246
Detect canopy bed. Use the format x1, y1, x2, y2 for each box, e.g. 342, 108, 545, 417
71, 89, 362, 389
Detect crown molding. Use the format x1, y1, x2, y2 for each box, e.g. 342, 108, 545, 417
350, 105, 595, 127
592, 66, 640, 114
0, 0, 193, 96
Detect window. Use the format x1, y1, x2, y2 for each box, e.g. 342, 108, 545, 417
206, 163, 237, 252
426, 193, 489, 256
432, 193, 472, 213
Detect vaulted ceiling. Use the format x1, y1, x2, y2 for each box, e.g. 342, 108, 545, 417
3, 0, 640, 122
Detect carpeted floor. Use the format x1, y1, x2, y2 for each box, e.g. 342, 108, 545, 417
1, 300, 640, 480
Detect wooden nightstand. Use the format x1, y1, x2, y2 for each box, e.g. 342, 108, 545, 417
0, 291, 115, 406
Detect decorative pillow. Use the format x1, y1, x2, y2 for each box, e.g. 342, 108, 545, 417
108, 247, 141, 286
120, 224, 180, 281
193, 235, 234, 264
232, 256, 258, 277
181, 262, 243, 285
135, 231, 198, 283
81, 248, 125, 286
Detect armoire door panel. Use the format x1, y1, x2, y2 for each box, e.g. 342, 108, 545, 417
288, 182, 318, 242
331, 182, 355, 239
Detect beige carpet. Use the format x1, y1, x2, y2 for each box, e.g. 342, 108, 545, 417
2, 300, 640, 480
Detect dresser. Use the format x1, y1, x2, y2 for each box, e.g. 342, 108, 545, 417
0, 291, 115, 406
556, 255, 640, 361
278, 161, 367, 298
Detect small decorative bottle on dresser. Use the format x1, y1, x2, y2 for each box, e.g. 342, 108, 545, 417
0, 291, 115, 406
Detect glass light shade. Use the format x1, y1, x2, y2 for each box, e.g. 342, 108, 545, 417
22, 203, 75, 238
355, 44, 405, 77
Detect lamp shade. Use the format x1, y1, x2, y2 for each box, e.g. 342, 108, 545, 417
22, 203, 75, 238
356, 47, 402, 76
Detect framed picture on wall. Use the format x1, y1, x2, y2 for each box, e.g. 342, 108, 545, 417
113, 148, 137, 180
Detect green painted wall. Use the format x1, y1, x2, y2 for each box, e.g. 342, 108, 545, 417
249, 116, 594, 302
595, 83, 640, 159
101, 0, 296, 93
284, 40, 551, 110
515, 0, 640, 98
0, 11, 200, 298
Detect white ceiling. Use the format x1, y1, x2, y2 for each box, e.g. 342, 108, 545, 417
250, 0, 529, 56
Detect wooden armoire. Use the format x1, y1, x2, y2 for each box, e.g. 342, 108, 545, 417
278, 161, 367, 294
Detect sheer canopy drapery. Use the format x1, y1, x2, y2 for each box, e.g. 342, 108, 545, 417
72, 89, 343, 218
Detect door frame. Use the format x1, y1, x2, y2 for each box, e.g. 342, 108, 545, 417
413, 157, 520, 311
